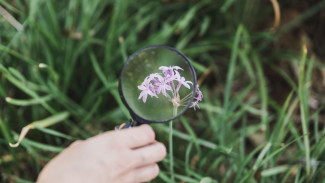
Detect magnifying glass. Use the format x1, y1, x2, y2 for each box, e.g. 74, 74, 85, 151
117, 45, 197, 129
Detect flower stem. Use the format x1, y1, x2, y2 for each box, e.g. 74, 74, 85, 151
180, 91, 194, 103
169, 106, 177, 183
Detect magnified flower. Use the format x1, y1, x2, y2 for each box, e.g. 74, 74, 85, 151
176, 76, 193, 92
138, 65, 202, 110
159, 66, 183, 73
156, 75, 172, 97
138, 81, 157, 103
159, 66, 183, 79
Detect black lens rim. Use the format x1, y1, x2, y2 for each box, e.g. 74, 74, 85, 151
119, 45, 197, 124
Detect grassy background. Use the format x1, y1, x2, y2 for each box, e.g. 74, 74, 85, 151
1, 0, 325, 182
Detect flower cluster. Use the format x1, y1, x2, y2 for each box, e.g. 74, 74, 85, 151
138, 65, 202, 110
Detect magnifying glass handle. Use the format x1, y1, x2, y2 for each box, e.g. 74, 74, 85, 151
115, 120, 142, 130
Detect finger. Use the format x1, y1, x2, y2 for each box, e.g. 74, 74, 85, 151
122, 164, 159, 183
132, 142, 166, 167
91, 124, 155, 149
113, 124, 156, 149
68, 140, 83, 148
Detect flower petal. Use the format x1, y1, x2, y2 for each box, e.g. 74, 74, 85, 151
172, 66, 183, 70
159, 66, 170, 71
142, 94, 148, 103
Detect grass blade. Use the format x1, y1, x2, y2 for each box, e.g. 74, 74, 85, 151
9, 111, 70, 148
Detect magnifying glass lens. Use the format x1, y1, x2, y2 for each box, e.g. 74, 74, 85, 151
120, 46, 196, 123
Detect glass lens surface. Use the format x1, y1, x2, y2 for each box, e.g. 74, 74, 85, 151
120, 46, 196, 122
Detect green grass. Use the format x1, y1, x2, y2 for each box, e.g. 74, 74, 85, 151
1, 0, 325, 182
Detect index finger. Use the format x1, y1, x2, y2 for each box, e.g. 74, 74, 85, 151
100, 124, 156, 149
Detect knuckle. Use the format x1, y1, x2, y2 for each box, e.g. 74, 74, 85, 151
130, 154, 142, 168
125, 173, 137, 183
115, 155, 134, 174
138, 153, 146, 163
125, 152, 139, 169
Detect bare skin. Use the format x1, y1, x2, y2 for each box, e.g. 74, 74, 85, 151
37, 125, 166, 183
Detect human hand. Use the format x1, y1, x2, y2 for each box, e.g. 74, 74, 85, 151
37, 124, 166, 183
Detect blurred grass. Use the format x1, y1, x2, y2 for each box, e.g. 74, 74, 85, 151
1, 0, 325, 182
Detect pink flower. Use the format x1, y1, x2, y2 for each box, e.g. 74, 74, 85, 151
156, 75, 172, 97
159, 66, 183, 72
190, 85, 203, 110
176, 76, 193, 92
138, 65, 202, 110
138, 81, 156, 103
195, 87, 203, 101
190, 101, 200, 110
159, 66, 183, 78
